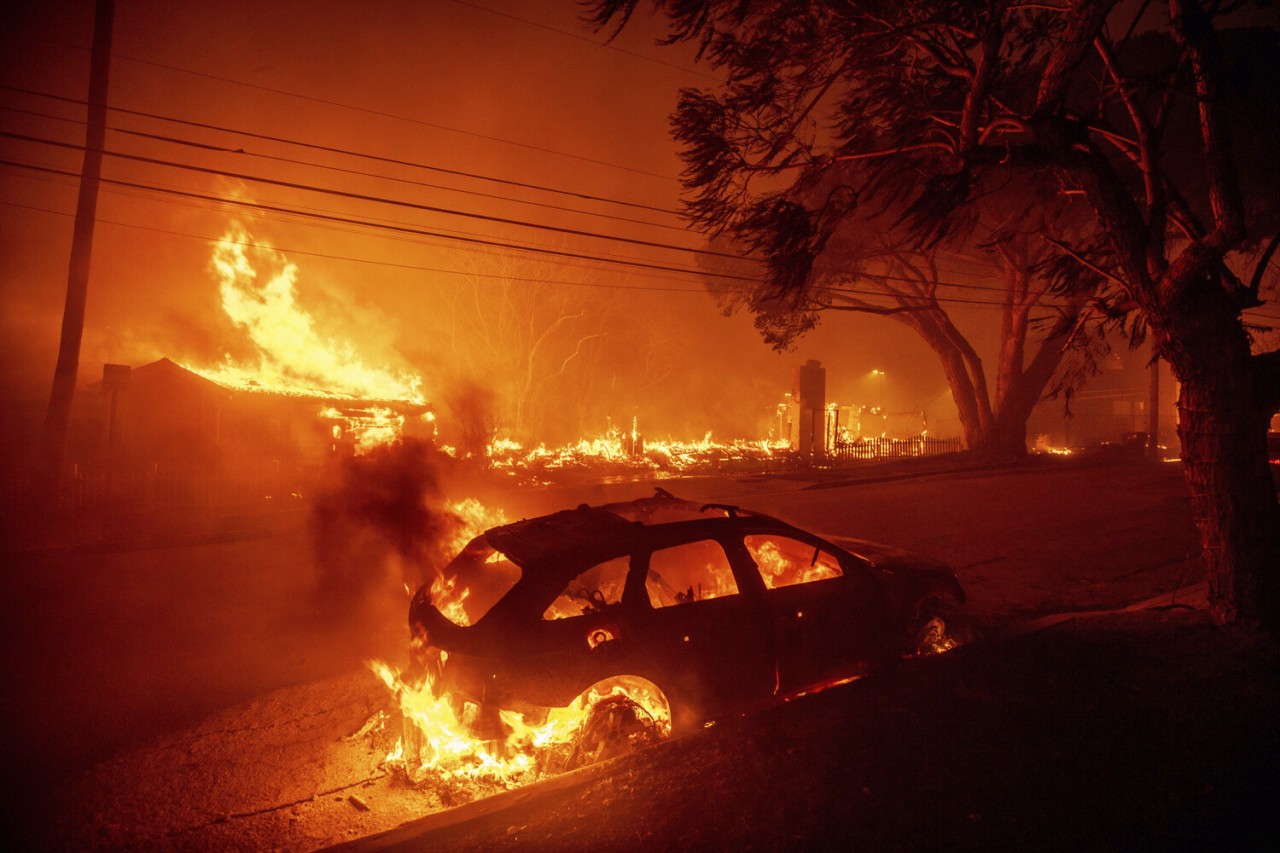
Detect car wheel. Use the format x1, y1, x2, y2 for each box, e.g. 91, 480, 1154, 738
566, 694, 666, 770
910, 613, 957, 656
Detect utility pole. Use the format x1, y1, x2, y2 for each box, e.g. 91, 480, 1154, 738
37, 0, 115, 500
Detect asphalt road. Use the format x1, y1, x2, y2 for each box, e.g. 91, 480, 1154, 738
0, 455, 1210, 848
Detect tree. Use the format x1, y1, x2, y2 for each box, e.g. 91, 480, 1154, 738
709, 177, 1096, 455
590, 0, 1280, 625
430, 252, 678, 446
434, 253, 610, 444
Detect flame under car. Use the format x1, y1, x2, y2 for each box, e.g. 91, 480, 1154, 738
408, 492, 964, 759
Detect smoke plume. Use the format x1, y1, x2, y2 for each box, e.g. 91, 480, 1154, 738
309, 438, 462, 607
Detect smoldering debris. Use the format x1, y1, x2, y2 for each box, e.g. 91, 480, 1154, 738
309, 438, 463, 607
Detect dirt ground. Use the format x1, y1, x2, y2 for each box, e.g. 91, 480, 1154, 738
7, 455, 1271, 850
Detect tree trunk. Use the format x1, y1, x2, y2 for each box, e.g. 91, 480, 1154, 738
1175, 378, 1280, 625
1160, 306, 1280, 626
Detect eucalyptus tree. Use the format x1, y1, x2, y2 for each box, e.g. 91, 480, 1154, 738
590, 0, 1280, 625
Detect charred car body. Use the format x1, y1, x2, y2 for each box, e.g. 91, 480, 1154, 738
409, 491, 963, 743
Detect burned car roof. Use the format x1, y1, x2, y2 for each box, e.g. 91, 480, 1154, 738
482, 495, 790, 577
484, 505, 646, 575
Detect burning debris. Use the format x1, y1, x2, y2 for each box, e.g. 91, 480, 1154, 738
482, 419, 788, 479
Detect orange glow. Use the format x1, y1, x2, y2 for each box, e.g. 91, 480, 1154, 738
372, 497, 671, 788
485, 422, 786, 475
746, 537, 842, 588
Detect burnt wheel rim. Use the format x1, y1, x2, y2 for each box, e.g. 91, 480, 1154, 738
913, 616, 948, 656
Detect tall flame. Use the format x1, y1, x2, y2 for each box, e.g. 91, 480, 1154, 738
190, 226, 424, 405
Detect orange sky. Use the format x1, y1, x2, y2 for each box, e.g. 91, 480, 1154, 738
0, 0, 981, 441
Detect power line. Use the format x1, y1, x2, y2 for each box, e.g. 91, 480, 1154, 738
1, 149, 1077, 312
39, 41, 680, 182
11, 163, 1075, 311
0, 199, 734, 296
0, 157, 746, 279
1, 87, 1096, 301
3, 110, 1044, 299
0, 84, 682, 216
1, 159, 731, 282
0, 103, 692, 235
3, 129, 750, 263
0, 172, 1071, 313
9, 123, 1079, 302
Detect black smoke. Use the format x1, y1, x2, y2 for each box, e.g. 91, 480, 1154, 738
309, 438, 463, 607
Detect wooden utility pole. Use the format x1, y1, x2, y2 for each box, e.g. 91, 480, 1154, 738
37, 0, 115, 499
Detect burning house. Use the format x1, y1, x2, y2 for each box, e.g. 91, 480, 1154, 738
67, 357, 433, 514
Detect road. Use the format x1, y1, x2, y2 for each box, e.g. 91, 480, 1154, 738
1, 455, 1208, 848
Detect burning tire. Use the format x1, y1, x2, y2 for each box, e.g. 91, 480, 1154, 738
907, 599, 960, 657
565, 693, 667, 770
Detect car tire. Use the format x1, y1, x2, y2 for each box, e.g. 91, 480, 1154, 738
911, 615, 949, 656
566, 693, 665, 770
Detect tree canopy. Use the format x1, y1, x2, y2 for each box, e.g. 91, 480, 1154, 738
590, 0, 1280, 624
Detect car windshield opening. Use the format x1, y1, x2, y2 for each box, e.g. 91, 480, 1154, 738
434, 537, 523, 626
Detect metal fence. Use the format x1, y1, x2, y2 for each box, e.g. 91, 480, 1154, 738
828, 435, 963, 463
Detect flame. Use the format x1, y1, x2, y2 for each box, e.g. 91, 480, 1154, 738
416, 498, 510, 626
746, 537, 842, 588
190, 226, 425, 405
445, 498, 507, 561
484, 420, 787, 476
372, 662, 670, 787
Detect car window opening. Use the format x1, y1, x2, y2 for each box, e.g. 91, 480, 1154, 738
646, 539, 739, 608
745, 535, 843, 590
543, 555, 629, 620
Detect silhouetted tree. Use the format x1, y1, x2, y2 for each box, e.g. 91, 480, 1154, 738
590, 0, 1280, 625
706, 176, 1097, 455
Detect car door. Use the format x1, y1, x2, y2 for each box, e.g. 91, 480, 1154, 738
743, 532, 881, 692
510, 554, 648, 708
626, 535, 776, 723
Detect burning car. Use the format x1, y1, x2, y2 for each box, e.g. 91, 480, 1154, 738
401, 489, 963, 772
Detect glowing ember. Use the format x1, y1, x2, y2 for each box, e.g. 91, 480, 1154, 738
320, 405, 427, 455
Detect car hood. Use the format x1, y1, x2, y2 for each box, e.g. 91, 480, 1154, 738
823, 534, 963, 603
821, 534, 948, 570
